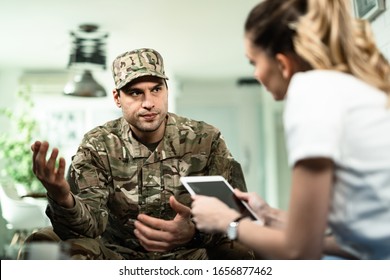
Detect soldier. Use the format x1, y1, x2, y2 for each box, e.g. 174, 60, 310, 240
27, 48, 255, 260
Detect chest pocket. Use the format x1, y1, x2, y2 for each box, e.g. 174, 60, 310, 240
109, 160, 140, 219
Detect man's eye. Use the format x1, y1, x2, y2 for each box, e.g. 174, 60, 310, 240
152, 86, 162, 93
123, 90, 141, 96
130, 91, 141, 96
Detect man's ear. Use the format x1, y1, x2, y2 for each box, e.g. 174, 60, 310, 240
113, 89, 121, 108
275, 53, 294, 79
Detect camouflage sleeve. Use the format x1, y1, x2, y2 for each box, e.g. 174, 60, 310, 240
207, 132, 247, 191
192, 132, 253, 259
46, 138, 110, 240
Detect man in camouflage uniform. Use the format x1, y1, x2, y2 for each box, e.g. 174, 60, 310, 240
28, 48, 254, 259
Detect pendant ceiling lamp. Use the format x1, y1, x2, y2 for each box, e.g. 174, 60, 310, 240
63, 70, 106, 97
63, 24, 108, 97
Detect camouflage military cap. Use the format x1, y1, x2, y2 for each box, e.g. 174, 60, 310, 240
112, 48, 169, 89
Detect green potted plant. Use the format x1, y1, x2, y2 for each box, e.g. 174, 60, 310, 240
0, 86, 45, 194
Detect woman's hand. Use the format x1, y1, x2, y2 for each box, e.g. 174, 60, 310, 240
234, 189, 286, 228
191, 195, 241, 233
234, 189, 270, 219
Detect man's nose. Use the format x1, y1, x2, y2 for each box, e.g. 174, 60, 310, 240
142, 92, 155, 109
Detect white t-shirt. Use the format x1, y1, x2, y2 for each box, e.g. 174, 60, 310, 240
284, 70, 390, 259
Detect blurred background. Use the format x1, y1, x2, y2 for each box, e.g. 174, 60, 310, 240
0, 0, 389, 258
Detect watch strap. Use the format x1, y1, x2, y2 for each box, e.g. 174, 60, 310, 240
233, 215, 246, 223
227, 215, 246, 247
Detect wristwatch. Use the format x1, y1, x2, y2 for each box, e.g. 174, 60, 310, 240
226, 216, 245, 241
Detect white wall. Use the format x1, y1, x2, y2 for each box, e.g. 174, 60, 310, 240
176, 78, 264, 193
175, 78, 286, 207
370, 1, 390, 60
0, 70, 21, 132
0, 70, 22, 257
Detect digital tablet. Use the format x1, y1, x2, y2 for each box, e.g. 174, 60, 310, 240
180, 175, 261, 221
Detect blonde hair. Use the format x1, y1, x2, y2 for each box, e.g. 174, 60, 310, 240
245, 0, 390, 104
294, 0, 390, 102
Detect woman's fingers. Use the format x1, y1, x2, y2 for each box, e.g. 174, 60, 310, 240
234, 188, 249, 202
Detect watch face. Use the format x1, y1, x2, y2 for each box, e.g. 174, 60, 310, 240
227, 222, 238, 240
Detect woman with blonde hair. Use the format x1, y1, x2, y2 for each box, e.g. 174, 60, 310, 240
191, 0, 390, 259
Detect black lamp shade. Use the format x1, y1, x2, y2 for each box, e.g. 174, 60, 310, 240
63, 70, 106, 97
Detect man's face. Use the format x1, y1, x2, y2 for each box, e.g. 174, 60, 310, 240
113, 76, 168, 143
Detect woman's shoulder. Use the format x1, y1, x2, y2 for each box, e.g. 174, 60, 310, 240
291, 70, 376, 90
289, 70, 385, 101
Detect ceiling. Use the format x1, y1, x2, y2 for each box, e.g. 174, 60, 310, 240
0, 0, 260, 80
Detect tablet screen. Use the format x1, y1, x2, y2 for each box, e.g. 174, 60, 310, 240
184, 180, 257, 220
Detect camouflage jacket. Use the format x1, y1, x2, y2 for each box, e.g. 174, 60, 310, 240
47, 112, 253, 259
